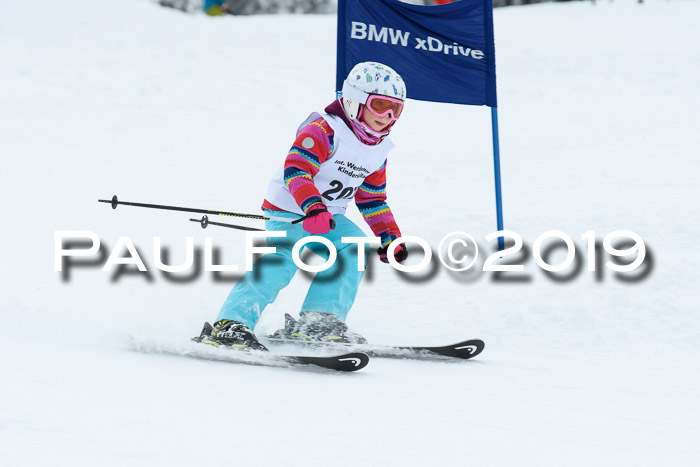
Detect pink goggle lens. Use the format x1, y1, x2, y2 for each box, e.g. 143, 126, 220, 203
366, 95, 404, 119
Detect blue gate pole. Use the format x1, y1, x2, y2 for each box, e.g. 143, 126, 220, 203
491, 106, 505, 251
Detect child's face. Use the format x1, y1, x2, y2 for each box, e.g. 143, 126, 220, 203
361, 105, 394, 132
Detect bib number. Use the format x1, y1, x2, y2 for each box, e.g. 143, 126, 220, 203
322, 180, 358, 201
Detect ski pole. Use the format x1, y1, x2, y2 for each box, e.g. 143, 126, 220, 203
190, 215, 264, 232
97, 195, 305, 224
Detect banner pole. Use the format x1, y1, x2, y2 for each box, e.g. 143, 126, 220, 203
491, 106, 505, 251
335, 0, 347, 95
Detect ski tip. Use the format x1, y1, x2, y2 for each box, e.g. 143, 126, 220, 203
296, 351, 369, 372
336, 352, 370, 371
449, 339, 485, 359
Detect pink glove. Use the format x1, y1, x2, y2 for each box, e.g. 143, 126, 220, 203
378, 242, 408, 264
302, 205, 335, 234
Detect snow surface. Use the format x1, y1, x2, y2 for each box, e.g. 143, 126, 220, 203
2, 0, 700, 465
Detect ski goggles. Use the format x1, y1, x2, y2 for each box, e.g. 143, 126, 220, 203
365, 95, 404, 120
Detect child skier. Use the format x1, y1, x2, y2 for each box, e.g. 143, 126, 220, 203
198, 62, 408, 350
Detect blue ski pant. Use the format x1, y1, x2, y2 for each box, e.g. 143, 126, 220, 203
216, 210, 369, 329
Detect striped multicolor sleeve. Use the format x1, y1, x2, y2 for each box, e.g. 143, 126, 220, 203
284, 117, 334, 213
355, 160, 402, 247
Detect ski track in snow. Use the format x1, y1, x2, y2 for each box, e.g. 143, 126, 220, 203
1, 0, 699, 465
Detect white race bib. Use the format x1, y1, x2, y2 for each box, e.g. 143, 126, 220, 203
265, 112, 394, 216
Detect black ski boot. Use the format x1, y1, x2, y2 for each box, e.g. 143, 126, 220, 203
194, 320, 268, 351
272, 312, 368, 344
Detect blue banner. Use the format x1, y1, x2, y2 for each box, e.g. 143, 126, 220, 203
336, 0, 497, 107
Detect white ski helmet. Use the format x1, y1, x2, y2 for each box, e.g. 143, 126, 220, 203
342, 62, 406, 120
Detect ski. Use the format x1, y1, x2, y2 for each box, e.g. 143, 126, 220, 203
131, 338, 369, 372
262, 337, 485, 361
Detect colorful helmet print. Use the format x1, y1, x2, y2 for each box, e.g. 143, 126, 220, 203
342, 62, 406, 120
